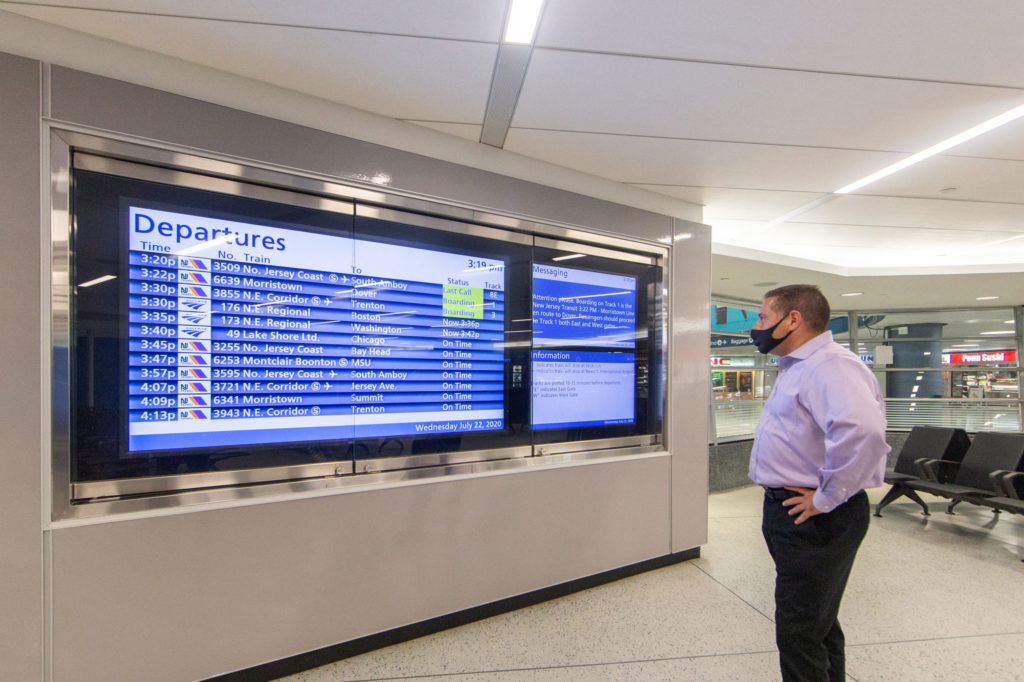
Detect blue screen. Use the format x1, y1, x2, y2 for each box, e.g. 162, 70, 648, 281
532, 264, 636, 349
126, 206, 506, 451
531, 350, 634, 430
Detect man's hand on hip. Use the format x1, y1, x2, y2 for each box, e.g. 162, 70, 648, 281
781, 486, 822, 525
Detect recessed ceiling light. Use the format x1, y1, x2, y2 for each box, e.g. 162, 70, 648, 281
840, 292, 863, 297
980, 330, 1015, 335
976, 296, 1000, 300
834, 101, 1024, 194
552, 253, 585, 262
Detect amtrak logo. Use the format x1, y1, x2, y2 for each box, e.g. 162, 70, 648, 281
178, 326, 211, 340
180, 313, 210, 326
179, 298, 210, 312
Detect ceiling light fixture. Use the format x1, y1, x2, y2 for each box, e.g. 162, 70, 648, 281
980, 330, 1015, 335
840, 292, 863, 297
504, 0, 544, 44
835, 101, 1024, 194
552, 253, 585, 261
976, 296, 1000, 300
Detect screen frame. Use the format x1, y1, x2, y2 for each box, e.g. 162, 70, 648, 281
50, 129, 668, 519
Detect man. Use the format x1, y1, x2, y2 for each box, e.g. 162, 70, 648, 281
748, 284, 889, 681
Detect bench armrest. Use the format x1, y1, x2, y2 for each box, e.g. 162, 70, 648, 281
914, 458, 960, 482
996, 470, 1024, 499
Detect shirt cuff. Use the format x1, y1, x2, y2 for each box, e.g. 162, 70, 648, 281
812, 489, 839, 514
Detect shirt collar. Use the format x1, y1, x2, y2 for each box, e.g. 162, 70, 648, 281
778, 330, 832, 368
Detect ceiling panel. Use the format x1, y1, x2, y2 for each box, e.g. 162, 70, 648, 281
712, 219, 1024, 269
514, 50, 1024, 152
538, 0, 1024, 87
850, 154, 1024, 203
712, 252, 1024, 308
408, 121, 483, 142
698, 189, 833, 221
504, 129, 907, 192
6, 0, 507, 41
942, 117, 1024, 160
798, 194, 1024, 232
5, 5, 497, 122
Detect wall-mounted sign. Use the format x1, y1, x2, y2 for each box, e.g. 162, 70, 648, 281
710, 357, 756, 368
943, 350, 1017, 365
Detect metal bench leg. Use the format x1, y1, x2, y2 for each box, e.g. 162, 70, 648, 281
874, 485, 907, 517
903, 488, 930, 516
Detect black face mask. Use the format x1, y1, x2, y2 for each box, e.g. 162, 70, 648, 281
750, 314, 793, 354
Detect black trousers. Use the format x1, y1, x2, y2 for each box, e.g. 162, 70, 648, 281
761, 489, 869, 682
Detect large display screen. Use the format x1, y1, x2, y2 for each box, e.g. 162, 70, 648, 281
127, 206, 505, 452
69, 163, 662, 487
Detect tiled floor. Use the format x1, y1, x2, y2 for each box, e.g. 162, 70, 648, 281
283, 485, 1024, 681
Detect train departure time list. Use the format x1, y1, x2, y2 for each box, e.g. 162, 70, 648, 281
126, 207, 506, 452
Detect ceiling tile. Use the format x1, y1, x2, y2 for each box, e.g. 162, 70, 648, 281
504, 129, 906, 192
943, 116, 1024, 160
6, 0, 507, 41
515, 49, 1024, 151
538, 0, 1024, 87
6, 6, 497, 122
713, 219, 1024, 269
408, 121, 483, 142
798, 194, 1024, 232
851, 154, 1024, 203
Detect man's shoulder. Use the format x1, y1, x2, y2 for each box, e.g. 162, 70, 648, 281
804, 339, 867, 373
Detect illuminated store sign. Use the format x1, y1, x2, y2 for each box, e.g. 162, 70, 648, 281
943, 351, 1017, 364
710, 357, 756, 368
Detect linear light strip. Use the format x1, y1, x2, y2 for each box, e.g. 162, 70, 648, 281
504, 0, 544, 44
834, 101, 1024, 194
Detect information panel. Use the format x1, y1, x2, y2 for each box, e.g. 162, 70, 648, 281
531, 350, 635, 429
127, 207, 506, 451
532, 264, 636, 348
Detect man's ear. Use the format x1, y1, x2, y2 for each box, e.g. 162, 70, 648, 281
787, 309, 804, 330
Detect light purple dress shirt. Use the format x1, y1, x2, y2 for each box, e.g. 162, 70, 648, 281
748, 331, 890, 513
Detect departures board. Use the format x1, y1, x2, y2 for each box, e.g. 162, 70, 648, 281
127, 206, 506, 452
69, 165, 663, 484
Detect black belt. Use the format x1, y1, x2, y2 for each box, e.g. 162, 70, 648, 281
763, 486, 801, 501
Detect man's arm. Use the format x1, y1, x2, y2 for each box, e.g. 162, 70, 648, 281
804, 356, 889, 513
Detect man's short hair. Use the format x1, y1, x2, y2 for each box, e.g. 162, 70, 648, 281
764, 284, 830, 333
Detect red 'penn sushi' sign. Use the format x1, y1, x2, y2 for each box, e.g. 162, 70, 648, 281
943, 350, 1016, 364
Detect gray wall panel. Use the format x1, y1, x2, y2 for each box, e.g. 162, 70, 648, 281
670, 219, 712, 552
52, 457, 672, 681
49, 66, 674, 244
0, 52, 43, 682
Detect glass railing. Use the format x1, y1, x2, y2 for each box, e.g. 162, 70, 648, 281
884, 399, 1021, 432
711, 399, 766, 442
711, 397, 1021, 443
